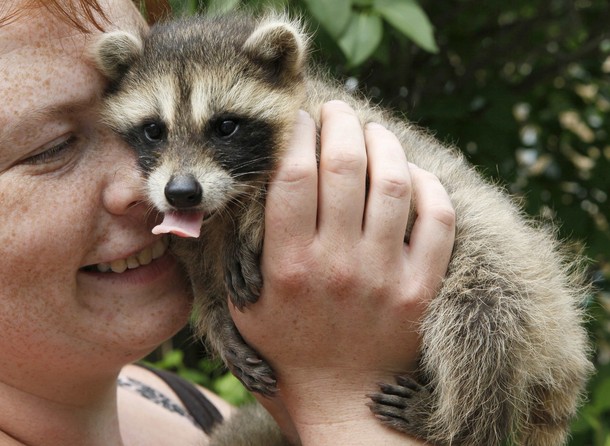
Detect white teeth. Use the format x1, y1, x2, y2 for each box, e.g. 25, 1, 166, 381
95, 237, 169, 273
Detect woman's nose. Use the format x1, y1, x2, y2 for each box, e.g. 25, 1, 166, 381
102, 156, 146, 216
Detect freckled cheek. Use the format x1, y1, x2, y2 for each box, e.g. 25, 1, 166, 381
0, 177, 100, 286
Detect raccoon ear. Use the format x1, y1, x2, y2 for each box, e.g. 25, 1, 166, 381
92, 31, 143, 81
242, 19, 307, 82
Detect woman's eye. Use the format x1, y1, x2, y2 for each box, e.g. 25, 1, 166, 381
22, 135, 77, 165
216, 119, 239, 137
143, 122, 166, 142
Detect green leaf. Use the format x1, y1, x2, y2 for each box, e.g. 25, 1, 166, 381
593, 378, 610, 413
178, 368, 208, 385
168, 0, 199, 16
207, 0, 240, 14
250, 0, 291, 8
155, 349, 184, 369
303, 0, 352, 38
338, 12, 383, 67
571, 404, 598, 433
212, 372, 255, 405
373, 0, 438, 53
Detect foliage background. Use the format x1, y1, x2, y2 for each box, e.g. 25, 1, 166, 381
146, 0, 610, 443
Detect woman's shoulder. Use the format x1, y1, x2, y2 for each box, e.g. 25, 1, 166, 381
117, 363, 234, 446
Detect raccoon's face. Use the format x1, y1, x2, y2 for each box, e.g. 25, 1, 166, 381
93, 14, 308, 236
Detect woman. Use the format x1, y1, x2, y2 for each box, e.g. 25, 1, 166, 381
0, 0, 455, 444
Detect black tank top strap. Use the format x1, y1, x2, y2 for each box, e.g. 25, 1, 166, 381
137, 363, 224, 434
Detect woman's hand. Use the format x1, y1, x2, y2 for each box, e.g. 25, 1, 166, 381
230, 100, 455, 444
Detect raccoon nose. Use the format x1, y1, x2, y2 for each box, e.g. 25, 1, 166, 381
165, 175, 203, 208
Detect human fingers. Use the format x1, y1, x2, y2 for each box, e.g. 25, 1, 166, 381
264, 110, 318, 249
406, 165, 456, 298
362, 122, 412, 255
317, 101, 367, 241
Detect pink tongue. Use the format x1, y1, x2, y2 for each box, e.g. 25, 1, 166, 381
152, 211, 205, 238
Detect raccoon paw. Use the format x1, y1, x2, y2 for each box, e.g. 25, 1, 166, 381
225, 255, 262, 310
367, 375, 431, 435
224, 344, 278, 397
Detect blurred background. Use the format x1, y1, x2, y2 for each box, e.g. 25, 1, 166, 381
143, 1, 610, 443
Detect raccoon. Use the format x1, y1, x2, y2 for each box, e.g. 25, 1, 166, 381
93, 12, 592, 446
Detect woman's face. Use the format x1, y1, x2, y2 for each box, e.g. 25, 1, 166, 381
0, 0, 191, 381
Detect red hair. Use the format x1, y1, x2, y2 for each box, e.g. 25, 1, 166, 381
0, 0, 170, 31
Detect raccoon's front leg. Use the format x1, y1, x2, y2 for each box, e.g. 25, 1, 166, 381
223, 199, 267, 309
212, 305, 278, 396
224, 246, 262, 310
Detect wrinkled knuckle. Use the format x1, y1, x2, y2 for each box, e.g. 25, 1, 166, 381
430, 204, 457, 231
275, 160, 315, 185
268, 257, 313, 291
264, 241, 317, 288
377, 172, 411, 199
323, 150, 366, 176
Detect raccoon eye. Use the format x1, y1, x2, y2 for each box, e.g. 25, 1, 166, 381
143, 122, 166, 142
215, 119, 238, 137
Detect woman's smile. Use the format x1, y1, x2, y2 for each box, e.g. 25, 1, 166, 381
80, 236, 169, 273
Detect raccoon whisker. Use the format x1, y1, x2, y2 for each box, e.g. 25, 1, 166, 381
227, 163, 275, 177
126, 200, 141, 213
230, 173, 274, 181
225, 195, 252, 214
229, 170, 274, 180
232, 185, 269, 201
127, 181, 158, 216
228, 156, 276, 173
214, 202, 241, 228
224, 191, 261, 217
227, 156, 274, 169
230, 175, 271, 185
143, 203, 160, 223
233, 181, 269, 190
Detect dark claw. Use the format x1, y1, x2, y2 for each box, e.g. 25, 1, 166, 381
377, 383, 416, 399
371, 413, 401, 425
367, 401, 412, 424
228, 362, 277, 396
261, 375, 277, 385
395, 375, 426, 391
224, 345, 278, 397
368, 375, 431, 435
367, 392, 409, 409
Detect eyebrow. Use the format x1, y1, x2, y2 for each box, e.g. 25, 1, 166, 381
0, 96, 98, 146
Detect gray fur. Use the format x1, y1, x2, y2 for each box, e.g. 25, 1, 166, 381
94, 12, 592, 446
208, 404, 292, 446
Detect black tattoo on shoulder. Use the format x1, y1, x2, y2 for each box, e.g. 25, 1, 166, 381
118, 375, 196, 425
